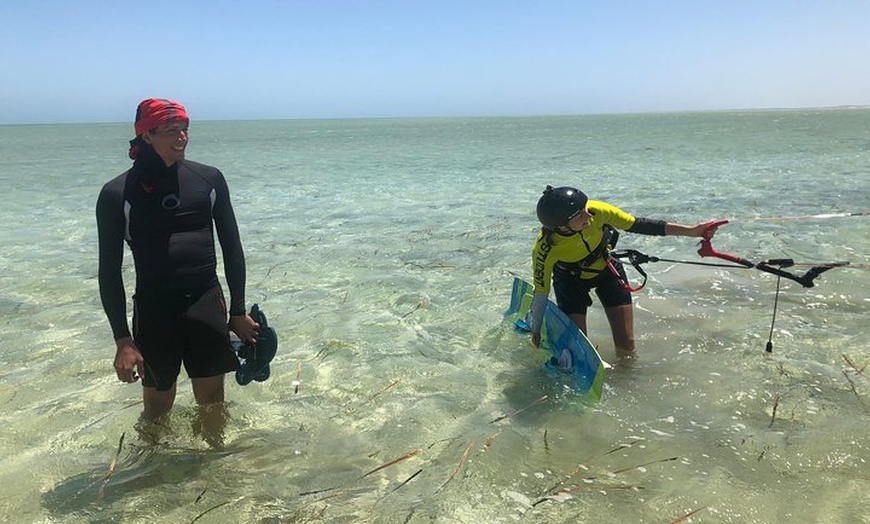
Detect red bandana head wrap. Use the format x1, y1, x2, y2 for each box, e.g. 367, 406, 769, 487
133, 98, 189, 137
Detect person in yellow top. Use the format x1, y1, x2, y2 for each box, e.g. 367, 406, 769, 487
530, 185, 719, 359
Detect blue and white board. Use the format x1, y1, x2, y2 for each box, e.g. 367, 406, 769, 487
505, 277, 606, 402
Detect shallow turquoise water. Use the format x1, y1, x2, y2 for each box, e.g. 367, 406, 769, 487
1, 110, 868, 522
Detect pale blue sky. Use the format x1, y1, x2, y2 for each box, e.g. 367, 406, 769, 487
1, 1, 868, 124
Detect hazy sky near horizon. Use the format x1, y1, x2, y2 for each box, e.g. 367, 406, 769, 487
2, 1, 868, 124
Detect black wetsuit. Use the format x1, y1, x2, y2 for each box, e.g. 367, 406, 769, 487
96, 148, 246, 388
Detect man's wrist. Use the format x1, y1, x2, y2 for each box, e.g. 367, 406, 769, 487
114, 336, 135, 349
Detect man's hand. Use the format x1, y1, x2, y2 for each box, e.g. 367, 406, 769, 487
230, 314, 259, 344
114, 337, 144, 383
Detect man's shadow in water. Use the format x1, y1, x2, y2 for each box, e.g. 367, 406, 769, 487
40, 440, 233, 517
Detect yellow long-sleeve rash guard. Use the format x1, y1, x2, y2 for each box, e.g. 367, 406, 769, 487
527, 200, 637, 333
532, 200, 636, 295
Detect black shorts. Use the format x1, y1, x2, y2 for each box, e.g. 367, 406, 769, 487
553, 261, 632, 316
132, 284, 239, 391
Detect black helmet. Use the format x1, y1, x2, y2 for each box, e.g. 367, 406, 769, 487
536, 185, 588, 228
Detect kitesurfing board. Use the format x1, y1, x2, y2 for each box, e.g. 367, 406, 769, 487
505, 277, 606, 402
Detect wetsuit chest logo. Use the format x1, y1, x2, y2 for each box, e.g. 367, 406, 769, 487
161, 194, 181, 210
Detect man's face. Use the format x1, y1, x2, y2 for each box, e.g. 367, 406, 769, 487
144, 121, 188, 166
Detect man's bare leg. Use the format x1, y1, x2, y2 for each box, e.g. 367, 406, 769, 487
191, 375, 228, 447
137, 383, 177, 444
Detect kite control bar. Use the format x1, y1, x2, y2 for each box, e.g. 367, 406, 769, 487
609, 216, 859, 353
695, 219, 847, 288
610, 219, 849, 289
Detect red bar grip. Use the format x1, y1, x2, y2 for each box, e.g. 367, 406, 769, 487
702, 219, 730, 240
697, 238, 754, 267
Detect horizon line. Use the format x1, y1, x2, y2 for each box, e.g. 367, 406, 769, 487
2, 104, 869, 127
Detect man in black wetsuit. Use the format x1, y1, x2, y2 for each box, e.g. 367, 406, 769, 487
96, 98, 258, 445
